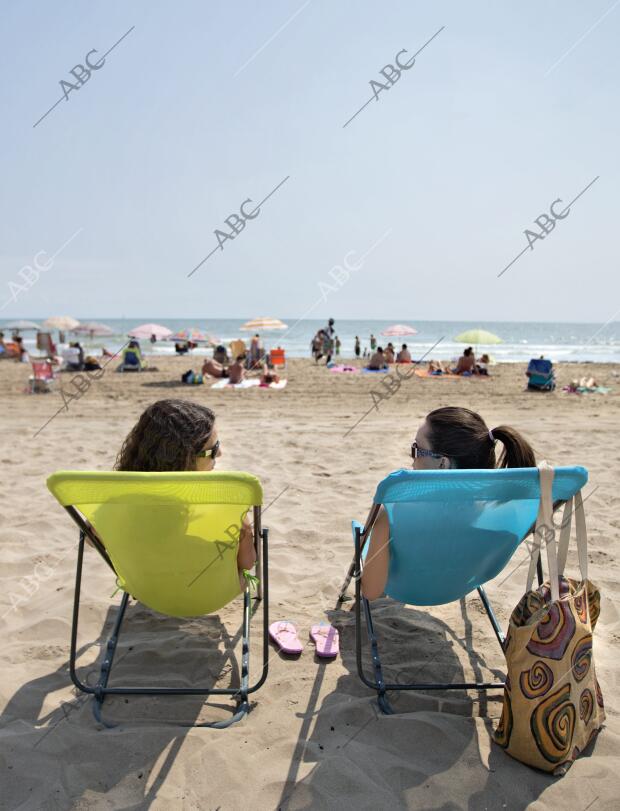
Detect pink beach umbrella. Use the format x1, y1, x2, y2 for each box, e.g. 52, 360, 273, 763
381, 324, 418, 337
128, 323, 173, 341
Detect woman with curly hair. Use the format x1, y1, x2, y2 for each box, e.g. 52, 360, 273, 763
115, 399, 256, 583
361, 406, 537, 600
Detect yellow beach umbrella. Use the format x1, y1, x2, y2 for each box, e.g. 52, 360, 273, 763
454, 329, 502, 345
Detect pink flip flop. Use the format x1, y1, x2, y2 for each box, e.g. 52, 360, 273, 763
269, 621, 303, 655
310, 623, 340, 659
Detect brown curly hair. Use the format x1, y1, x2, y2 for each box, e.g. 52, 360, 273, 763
115, 399, 216, 471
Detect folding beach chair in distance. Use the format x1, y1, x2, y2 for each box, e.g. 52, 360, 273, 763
29, 360, 55, 393
119, 347, 143, 372
339, 466, 588, 714
526, 358, 555, 391
269, 347, 286, 369
46, 470, 269, 727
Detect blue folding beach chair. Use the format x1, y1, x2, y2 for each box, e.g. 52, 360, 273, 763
340, 466, 588, 714
526, 358, 555, 391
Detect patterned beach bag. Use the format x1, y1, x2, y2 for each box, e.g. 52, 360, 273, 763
494, 463, 605, 774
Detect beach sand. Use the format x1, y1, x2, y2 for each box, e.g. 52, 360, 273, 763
1, 357, 618, 810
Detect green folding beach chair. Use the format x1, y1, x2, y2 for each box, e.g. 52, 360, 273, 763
46, 471, 269, 728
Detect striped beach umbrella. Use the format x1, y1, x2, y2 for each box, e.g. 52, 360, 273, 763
168, 328, 216, 344
240, 317, 288, 331
4, 319, 41, 330
43, 316, 80, 331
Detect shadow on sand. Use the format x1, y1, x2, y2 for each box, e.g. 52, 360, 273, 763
2, 597, 257, 809
274, 595, 555, 811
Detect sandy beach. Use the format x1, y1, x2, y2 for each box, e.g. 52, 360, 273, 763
1, 357, 618, 810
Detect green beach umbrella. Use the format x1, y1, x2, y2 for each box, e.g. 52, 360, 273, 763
454, 329, 502, 345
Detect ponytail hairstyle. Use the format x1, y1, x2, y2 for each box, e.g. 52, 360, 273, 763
115, 399, 216, 472
426, 407, 536, 469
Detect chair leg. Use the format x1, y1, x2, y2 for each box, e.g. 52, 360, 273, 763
69, 531, 95, 696
92, 592, 130, 724
362, 597, 394, 715
477, 586, 505, 648
353, 526, 394, 714
253, 506, 263, 601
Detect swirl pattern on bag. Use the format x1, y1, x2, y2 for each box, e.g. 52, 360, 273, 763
530, 684, 576, 764
495, 690, 513, 749
579, 689, 594, 724
573, 591, 588, 624
526, 601, 576, 660
586, 581, 601, 629
571, 635, 592, 682
595, 678, 604, 709
519, 661, 554, 699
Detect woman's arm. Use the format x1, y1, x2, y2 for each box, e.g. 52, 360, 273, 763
361, 507, 390, 600
237, 515, 257, 571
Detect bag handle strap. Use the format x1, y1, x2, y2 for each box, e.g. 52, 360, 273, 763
574, 490, 588, 582
556, 497, 573, 576
556, 491, 588, 582
526, 462, 560, 600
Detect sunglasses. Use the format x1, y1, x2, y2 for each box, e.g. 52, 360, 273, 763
196, 439, 220, 460
411, 440, 444, 460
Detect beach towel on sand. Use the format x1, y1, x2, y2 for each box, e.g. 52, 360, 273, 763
329, 365, 360, 374
414, 369, 489, 379
211, 378, 287, 390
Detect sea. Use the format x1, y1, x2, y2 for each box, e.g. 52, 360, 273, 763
5, 319, 619, 363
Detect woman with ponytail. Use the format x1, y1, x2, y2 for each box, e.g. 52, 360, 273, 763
362, 407, 536, 599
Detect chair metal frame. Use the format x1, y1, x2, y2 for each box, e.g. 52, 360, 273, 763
65, 504, 269, 728
339, 503, 545, 715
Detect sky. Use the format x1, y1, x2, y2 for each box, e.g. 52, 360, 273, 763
0, 0, 619, 323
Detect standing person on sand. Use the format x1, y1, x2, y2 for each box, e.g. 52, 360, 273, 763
354, 336, 361, 358
370, 333, 377, 351
335, 336, 341, 357
323, 318, 336, 364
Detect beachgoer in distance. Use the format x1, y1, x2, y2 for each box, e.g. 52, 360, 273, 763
354, 336, 361, 358
14, 336, 29, 363
428, 359, 450, 375
250, 334, 262, 367
476, 354, 491, 376
397, 343, 411, 363
361, 407, 536, 599
228, 355, 246, 385
385, 343, 395, 364
453, 347, 476, 375
115, 399, 255, 587
370, 334, 377, 351
202, 357, 228, 378
213, 345, 229, 365
150, 333, 157, 344
260, 363, 280, 386
367, 347, 387, 370
335, 336, 341, 357
311, 331, 324, 363
324, 318, 336, 364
